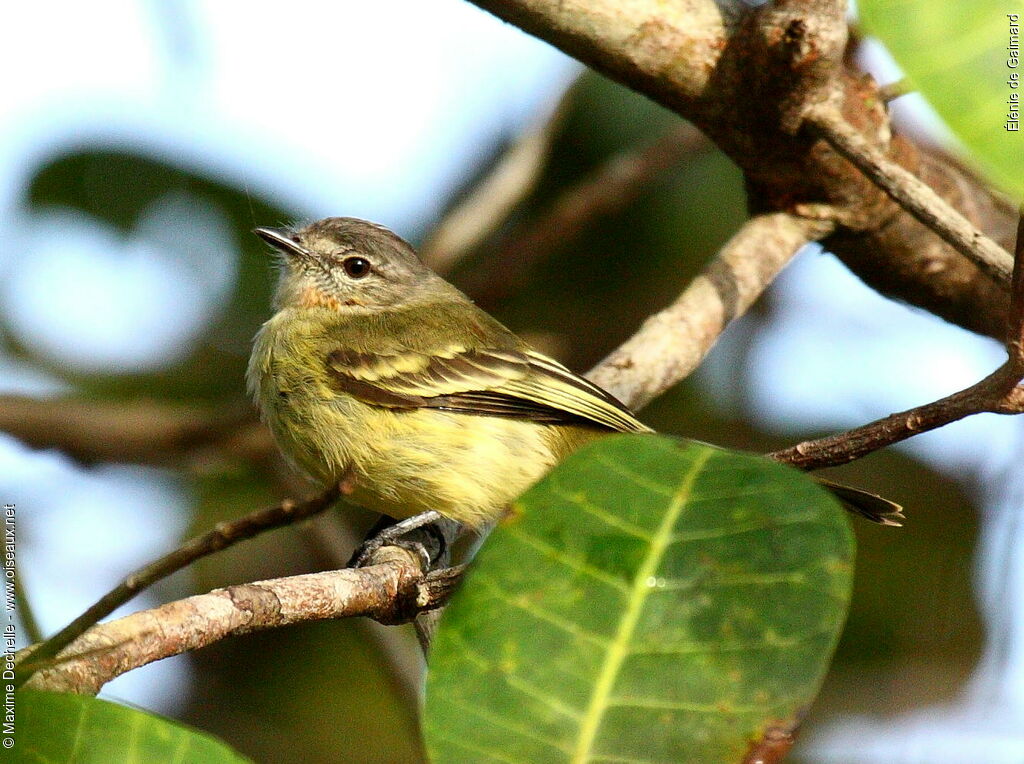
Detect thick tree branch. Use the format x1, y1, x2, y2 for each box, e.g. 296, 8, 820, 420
468, 0, 1016, 339
19, 549, 462, 695
463, 0, 737, 111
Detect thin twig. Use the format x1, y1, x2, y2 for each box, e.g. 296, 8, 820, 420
1008, 206, 1024, 354
742, 714, 802, 764
421, 79, 577, 274
772, 206, 1024, 470
804, 100, 1014, 285
14, 483, 345, 686
877, 78, 912, 103
14, 569, 44, 646
462, 121, 709, 308
769, 365, 1024, 470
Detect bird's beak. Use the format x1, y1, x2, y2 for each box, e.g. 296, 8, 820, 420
254, 227, 313, 261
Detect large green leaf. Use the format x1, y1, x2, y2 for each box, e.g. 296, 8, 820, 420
860, 0, 1024, 196
424, 435, 854, 763
17, 690, 251, 763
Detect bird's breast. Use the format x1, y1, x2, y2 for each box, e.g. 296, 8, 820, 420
322, 402, 567, 526
249, 313, 600, 526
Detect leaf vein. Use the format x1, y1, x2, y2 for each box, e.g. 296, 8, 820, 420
646, 570, 822, 592
428, 732, 523, 763
667, 514, 819, 546
547, 483, 655, 542
443, 697, 572, 754
627, 625, 836, 656
504, 526, 630, 594
445, 628, 586, 721
474, 571, 613, 648
606, 696, 784, 714
572, 448, 714, 763
589, 455, 677, 497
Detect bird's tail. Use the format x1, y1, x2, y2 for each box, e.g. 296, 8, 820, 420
818, 479, 905, 527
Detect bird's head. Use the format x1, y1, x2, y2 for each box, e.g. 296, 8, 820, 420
255, 217, 454, 313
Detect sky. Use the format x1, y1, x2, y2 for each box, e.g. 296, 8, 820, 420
0, 1, 1021, 759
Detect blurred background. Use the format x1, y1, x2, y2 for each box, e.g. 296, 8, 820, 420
2, 1, 1021, 762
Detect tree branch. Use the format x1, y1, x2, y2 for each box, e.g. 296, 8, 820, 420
461, 121, 709, 310
0, 396, 269, 467
468, 0, 1016, 339
803, 99, 1014, 285
876, 78, 912, 103
771, 207, 1024, 470
421, 79, 576, 274
768, 364, 1024, 470
15, 483, 346, 687
588, 211, 834, 409
19, 548, 462, 695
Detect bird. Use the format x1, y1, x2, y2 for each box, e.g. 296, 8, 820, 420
247, 217, 902, 558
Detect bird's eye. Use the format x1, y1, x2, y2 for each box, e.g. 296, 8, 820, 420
342, 256, 371, 279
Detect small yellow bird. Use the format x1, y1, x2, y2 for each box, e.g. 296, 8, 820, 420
247, 218, 900, 552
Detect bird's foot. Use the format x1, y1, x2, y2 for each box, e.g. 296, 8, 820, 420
348, 510, 448, 570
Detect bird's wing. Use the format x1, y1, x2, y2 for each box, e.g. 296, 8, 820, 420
325, 343, 649, 433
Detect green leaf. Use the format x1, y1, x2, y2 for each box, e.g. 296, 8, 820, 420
17, 690, 251, 763
423, 435, 854, 763
859, 0, 1024, 196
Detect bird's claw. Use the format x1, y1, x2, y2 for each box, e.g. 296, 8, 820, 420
348, 510, 446, 569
